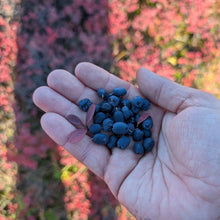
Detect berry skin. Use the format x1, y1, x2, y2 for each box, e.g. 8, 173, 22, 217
107, 135, 117, 149
105, 113, 110, 118
103, 118, 113, 132
131, 105, 140, 114
89, 124, 101, 134
108, 95, 120, 107
127, 123, 135, 135
142, 99, 150, 111
132, 96, 144, 108
92, 133, 109, 145
129, 117, 135, 124
143, 129, 152, 138
133, 142, 144, 154
94, 112, 106, 124
113, 87, 127, 97
97, 88, 106, 98
133, 129, 144, 141
135, 114, 140, 123
78, 98, 92, 112
142, 116, 153, 130
121, 98, 131, 108
100, 102, 112, 112
113, 111, 124, 122
143, 137, 155, 152
122, 106, 133, 119
95, 104, 100, 113
97, 88, 110, 100
112, 107, 121, 113
112, 122, 128, 135
117, 136, 130, 149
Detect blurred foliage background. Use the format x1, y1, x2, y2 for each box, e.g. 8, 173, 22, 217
0, 0, 219, 219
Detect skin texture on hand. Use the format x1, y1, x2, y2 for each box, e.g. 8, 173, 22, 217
33, 62, 220, 220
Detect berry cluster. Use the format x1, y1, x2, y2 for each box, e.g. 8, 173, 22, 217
68, 88, 154, 154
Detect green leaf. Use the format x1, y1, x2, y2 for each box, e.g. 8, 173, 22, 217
45, 209, 59, 220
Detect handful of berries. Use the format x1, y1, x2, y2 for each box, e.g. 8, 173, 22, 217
67, 87, 154, 154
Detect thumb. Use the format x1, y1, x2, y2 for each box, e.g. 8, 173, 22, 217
136, 67, 219, 113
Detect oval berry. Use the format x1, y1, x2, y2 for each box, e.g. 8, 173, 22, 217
103, 118, 113, 132
133, 142, 144, 154
92, 133, 109, 145
117, 136, 130, 149
78, 98, 92, 112
108, 95, 120, 107
143, 138, 155, 153
113, 87, 127, 96
107, 135, 118, 149
113, 111, 124, 122
112, 122, 128, 135
89, 124, 101, 134
94, 112, 106, 124
142, 116, 153, 130
133, 129, 144, 141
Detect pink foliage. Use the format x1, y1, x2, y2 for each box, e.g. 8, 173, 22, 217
109, 0, 220, 85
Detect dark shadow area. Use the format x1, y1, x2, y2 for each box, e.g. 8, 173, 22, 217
14, 0, 117, 219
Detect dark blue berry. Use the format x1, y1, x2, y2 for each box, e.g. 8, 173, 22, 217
97, 88, 110, 100
103, 118, 113, 132
107, 135, 117, 149
143, 129, 152, 138
127, 123, 135, 135
131, 105, 140, 114
103, 93, 110, 100
108, 95, 120, 107
122, 106, 132, 119
135, 114, 140, 123
129, 117, 135, 124
78, 98, 92, 112
95, 104, 100, 113
112, 107, 121, 113
113, 87, 127, 97
133, 142, 144, 154
97, 88, 106, 99
121, 99, 131, 108
143, 137, 155, 152
117, 136, 130, 149
142, 99, 150, 111
132, 96, 144, 108
113, 111, 124, 122
105, 113, 111, 118
92, 133, 109, 145
133, 129, 144, 141
89, 124, 101, 134
94, 112, 106, 124
100, 102, 112, 112
142, 116, 153, 130
112, 122, 128, 135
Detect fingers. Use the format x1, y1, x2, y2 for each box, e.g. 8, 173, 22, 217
41, 112, 110, 177
75, 62, 141, 99
47, 69, 101, 104
136, 67, 220, 113
40, 112, 145, 199
33, 86, 85, 119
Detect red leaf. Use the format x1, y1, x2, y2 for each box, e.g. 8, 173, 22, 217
67, 129, 87, 143
86, 104, 96, 127
137, 113, 151, 126
66, 114, 84, 128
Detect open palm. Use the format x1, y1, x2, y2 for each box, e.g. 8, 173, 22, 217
33, 63, 220, 220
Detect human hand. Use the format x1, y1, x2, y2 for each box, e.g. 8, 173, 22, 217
33, 62, 220, 220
